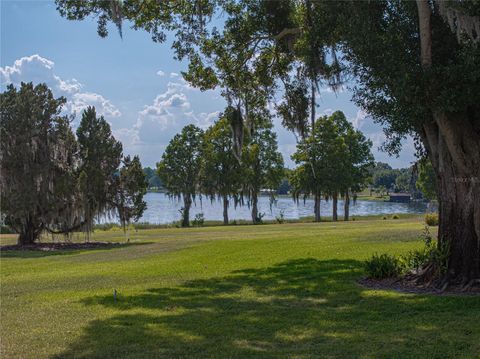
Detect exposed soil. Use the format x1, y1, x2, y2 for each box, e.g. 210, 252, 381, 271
359, 277, 480, 296
0, 242, 123, 252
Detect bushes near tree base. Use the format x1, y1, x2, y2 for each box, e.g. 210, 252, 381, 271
425, 213, 439, 226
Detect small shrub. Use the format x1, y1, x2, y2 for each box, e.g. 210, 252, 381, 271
255, 212, 265, 224
382, 216, 387, 220
425, 213, 439, 226
401, 248, 431, 272
192, 213, 205, 227
365, 253, 402, 279
392, 214, 399, 219
276, 210, 285, 224
400, 226, 449, 276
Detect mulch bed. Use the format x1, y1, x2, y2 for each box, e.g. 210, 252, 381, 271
0, 242, 122, 252
359, 277, 480, 296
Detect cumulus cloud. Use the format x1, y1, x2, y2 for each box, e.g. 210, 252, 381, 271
0, 54, 121, 120
170, 72, 179, 78
68, 92, 121, 118
131, 81, 219, 148
351, 109, 369, 130
156, 70, 165, 77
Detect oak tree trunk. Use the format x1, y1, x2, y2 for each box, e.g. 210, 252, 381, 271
422, 116, 480, 284
17, 216, 43, 245
182, 194, 192, 227
344, 190, 350, 221
416, 0, 480, 283
314, 193, 321, 222
251, 192, 259, 224
332, 192, 338, 221
223, 195, 229, 225
18, 226, 39, 245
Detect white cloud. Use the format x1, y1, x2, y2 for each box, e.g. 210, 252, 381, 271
68, 92, 121, 118
195, 111, 221, 129
170, 72, 179, 78
156, 70, 165, 77
1, 54, 120, 120
133, 81, 219, 148
351, 109, 368, 131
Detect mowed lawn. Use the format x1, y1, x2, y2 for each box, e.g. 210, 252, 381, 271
1, 216, 479, 358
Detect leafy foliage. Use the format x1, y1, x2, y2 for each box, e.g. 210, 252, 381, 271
0, 83, 79, 243
77, 106, 123, 232
241, 120, 284, 223
143, 167, 162, 189
116, 155, 148, 233
200, 116, 242, 219
416, 158, 437, 200
0, 83, 146, 244
290, 111, 373, 220
192, 213, 205, 227
157, 124, 204, 227
425, 213, 439, 226
364, 253, 403, 279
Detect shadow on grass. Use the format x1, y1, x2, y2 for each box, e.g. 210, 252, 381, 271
0, 241, 153, 259
54, 258, 480, 358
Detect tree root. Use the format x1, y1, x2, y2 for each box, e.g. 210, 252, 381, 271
402, 264, 480, 293
461, 279, 480, 292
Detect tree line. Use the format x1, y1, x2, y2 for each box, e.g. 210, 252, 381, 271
370, 160, 437, 200
0, 83, 148, 245
156, 109, 375, 226
157, 115, 284, 226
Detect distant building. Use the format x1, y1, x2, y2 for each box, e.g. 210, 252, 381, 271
389, 193, 411, 203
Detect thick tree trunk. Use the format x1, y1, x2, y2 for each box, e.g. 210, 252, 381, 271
18, 221, 41, 245
222, 195, 229, 225
438, 165, 480, 283
332, 192, 338, 221
416, 2, 480, 284
344, 190, 350, 221
182, 195, 192, 227
422, 116, 480, 284
251, 192, 259, 224
314, 193, 321, 222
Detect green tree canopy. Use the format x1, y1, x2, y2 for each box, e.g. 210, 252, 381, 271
291, 111, 373, 221
200, 116, 242, 225
1, 84, 147, 244
0, 83, 79, 244
116, 155, 148, 236
143, 167, 162, 189
157, 124, 204, 227
291, 112, 347, 222
416, 158, 437, 201
242, 120, 284, 223
77, 106, 123, 233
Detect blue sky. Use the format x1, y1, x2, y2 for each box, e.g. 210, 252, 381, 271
1, 0, 415, 168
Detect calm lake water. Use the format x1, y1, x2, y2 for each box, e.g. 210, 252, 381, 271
132, 192, 429, 224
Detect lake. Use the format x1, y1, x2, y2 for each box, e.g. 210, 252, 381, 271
131, 192, 429, 224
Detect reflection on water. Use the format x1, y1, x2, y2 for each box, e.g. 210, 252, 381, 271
136, 192, 429, 224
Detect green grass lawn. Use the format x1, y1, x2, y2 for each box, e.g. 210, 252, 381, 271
1, 216, 479, 358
